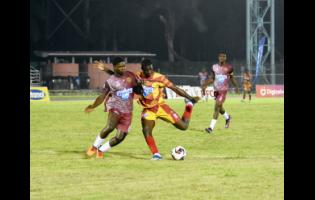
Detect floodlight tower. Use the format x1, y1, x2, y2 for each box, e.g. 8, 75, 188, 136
246, 0, 275, 84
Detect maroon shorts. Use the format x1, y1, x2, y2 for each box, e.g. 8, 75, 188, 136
109, 109, 132, 133
214, 90, 228, 103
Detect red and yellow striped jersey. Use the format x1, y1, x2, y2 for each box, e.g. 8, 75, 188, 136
136, 72, 174, 108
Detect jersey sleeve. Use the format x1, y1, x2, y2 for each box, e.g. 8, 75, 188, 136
160, 75, 174, 88
126, 71, 139, 86
102, 81, 110, 95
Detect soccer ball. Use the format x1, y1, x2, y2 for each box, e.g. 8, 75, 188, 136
171, 146, 187, 160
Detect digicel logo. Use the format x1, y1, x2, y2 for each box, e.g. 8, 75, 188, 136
260, 87, 284, 96
267, 89, 284, 96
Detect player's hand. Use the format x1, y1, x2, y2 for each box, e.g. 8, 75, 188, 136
93, 60, 108, 71
84, 105, 95, 113
201, 84, 207, 90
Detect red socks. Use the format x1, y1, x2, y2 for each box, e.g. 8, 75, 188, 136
182, 104, 193, 120
145, 135, 159, 154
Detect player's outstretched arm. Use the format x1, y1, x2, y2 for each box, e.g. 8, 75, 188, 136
201, 78, 214, 89
169, 85, 200, 104
84, 92, 107, 113
93, 60, 115, 75
201, 71, 214, 89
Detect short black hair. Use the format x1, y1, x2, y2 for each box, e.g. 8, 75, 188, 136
113, 57, 124, 66
218, 51, 227, 56
141, 59, 153, 70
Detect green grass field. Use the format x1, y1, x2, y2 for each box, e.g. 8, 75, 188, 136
30, 97, 284, 200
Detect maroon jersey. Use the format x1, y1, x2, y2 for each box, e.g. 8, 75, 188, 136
102, 71, 138, 113
211, 63, 233, 91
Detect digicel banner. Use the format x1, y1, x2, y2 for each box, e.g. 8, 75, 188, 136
256, 85, 284, 97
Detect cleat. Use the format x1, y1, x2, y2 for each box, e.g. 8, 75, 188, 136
96, 150, 104, 159
151, 153, 163, 160
86, 146, 97, 157
225, 115, 231, 128
205, 127, 213, 133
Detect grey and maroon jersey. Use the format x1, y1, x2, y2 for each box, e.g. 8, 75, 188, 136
211, 63, 233, 91
102, 71, 138, 113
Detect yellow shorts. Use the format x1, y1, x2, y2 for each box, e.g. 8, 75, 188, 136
141, 104, 181, 124
243, 83, 252, 91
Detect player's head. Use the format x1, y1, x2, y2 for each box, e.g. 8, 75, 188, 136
141, 59, 154, 77
113, 57, 126, 75
218, 51, 227, 63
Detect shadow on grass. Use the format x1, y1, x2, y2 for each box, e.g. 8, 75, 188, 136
57, 150, 149, 160
188, 128, 207, 133
108, 152, 148, 160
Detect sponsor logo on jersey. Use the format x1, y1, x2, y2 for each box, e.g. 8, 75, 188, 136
143, 86, 154, 97
117, 88, 133, 100
216, 74, 228, 83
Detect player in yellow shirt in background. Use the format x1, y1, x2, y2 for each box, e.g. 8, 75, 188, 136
242, 69, 252, 102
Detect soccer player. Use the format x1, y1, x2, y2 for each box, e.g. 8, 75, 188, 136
202, 51, 239, 133
198, 68, 209, 101
85, 57, 142, 159
242, 69, 252, 102
95, 59, 200, 160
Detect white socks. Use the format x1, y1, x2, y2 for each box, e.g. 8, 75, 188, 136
209, 119, 217, 130
209, 112, 229, 130
99, 141, 112, 153
93, 135, 105, 148
223, 112, 230, 120
186, 101, 193, 107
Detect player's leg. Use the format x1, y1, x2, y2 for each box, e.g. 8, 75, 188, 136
201, 87, 206, 100
96, 130, 128, 158
205, 91, 227, 133
242, 85, 246, 101
248, 90, 252, 101
158, 103, 193, 131
96, 112, 131, 158
86, 111, 119, 157
141, 119, 162, 160
219, 104, 231, 128
218, 91, 231, 128
99, 111, 120, 139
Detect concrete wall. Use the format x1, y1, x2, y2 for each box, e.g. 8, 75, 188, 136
52, 63, 79, 76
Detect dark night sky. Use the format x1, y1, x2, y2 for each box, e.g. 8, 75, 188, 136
30, 0, 283, 62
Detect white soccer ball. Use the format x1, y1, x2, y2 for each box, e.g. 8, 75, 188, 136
171, 146, 187, 160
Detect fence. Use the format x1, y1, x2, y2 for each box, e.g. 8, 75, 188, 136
33, 60, 284, 90
165, 73, 284, 89
30, 66, 40, 86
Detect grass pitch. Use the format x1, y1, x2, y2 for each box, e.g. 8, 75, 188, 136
31, 96, 283, 200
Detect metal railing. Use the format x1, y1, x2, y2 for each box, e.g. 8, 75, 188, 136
165, 73, 284, 89
30, 66, 41, 86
